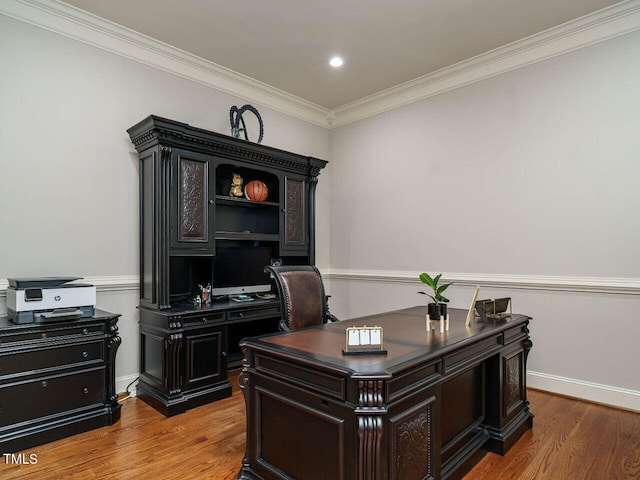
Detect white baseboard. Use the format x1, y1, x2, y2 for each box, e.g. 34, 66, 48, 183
527, 371, 640, 412
116, 373, 139, 398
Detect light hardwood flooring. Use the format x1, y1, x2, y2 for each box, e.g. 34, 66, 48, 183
1, 371, 639, 479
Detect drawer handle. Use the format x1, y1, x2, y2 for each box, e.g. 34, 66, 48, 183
83, 388, 89, 394
82, 351, 89, 358
202, 317, 208, 323
41, 333, 47, 339
41, 381, 48, 388
82, 329, 89, 335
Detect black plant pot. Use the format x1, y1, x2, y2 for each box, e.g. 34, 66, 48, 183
428, 303, 447, 321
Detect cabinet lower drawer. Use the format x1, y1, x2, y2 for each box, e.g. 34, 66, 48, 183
0, 368, 106, 427
0, 340, 105, 378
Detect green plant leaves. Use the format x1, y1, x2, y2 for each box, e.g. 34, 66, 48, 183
418, 272, 452, 303
419, 273, 435, 288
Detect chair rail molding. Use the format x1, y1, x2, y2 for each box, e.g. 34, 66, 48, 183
2, 0, 640, 128
325, 269, 640, 296
0, 275, 139, 297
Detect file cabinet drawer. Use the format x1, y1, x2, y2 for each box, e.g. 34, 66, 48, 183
0, 340, 104, 378
0, 322, 105, 345
0, 368, 106, 427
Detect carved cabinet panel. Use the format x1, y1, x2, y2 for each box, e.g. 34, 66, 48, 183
388, 386, 439, 480
280, 175, 308, 255
170, 149, 215, 252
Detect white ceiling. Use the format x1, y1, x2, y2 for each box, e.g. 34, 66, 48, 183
61, 0, 623, 110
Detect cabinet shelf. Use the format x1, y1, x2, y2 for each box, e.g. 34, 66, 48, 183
215, 232, 280, 242
215, 195, 279, 208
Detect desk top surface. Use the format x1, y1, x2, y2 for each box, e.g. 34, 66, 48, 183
241, 306, 530, 376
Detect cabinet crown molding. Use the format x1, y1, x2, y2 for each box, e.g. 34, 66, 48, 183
127, 115, 327, 177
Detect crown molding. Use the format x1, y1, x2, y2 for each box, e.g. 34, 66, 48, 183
331, 0, 640, 127
1, 0, 639, 129
0, 0, 334, 127
324, 269, 640, 296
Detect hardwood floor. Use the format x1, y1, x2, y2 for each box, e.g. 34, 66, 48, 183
2, 372, 639, 479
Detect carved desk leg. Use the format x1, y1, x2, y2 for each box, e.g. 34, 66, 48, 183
356, 379, 386, 480
237, 347, 256, 480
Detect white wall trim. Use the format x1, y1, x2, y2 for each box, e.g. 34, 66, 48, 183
528, 371, 640, 412
324, 269, 640, 296
3, 270, 638, 297
0, 0, 333, 127
2, 0, 640, 128
331, 0, 640, 126
0, 275, 139, 297
116, 373, 139, 397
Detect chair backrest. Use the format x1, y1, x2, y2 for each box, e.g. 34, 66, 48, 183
265, 265, 328, 332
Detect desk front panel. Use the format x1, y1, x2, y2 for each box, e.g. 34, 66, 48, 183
238, 307, 532, 480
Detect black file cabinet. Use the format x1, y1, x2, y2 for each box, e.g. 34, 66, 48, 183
0, 310, 121, 453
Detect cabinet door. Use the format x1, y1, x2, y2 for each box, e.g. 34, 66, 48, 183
170, 149, 215, 253
182, 326, 227, 392
280, 175, 309, 255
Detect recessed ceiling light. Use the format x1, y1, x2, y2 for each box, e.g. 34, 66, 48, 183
329, 56, 344, 68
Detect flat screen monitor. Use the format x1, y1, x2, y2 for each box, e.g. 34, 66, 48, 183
211, 246, 272, 296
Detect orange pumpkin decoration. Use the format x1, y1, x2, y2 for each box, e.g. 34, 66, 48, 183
244, 180, 268, 201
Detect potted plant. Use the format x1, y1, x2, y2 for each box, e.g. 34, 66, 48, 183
418, 273, 452, 320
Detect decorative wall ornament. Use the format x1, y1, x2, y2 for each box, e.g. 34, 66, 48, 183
230, 104, 264, 144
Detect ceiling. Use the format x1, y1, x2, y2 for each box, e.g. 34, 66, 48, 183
61, 0, 623, 110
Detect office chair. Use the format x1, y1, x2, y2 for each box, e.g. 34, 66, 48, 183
264, 265, 338, 332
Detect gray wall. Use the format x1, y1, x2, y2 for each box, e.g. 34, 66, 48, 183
1, 10, 639, 410
0, 15, 331, 392
327, 30, 640, 409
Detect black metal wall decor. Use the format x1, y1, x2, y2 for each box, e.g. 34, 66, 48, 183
230, 104, 264, 144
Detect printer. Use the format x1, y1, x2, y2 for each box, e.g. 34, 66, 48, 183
6, 277, 96, 324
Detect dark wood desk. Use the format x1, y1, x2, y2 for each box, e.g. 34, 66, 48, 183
238, 306, 533, 480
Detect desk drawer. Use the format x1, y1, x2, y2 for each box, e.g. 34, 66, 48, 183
504, 324, 528, 344
228, 306, 280, 323
0, 368, 106, 427
182, 312, 225, 326
0, 340, 105, 378
443, 334, 502, 374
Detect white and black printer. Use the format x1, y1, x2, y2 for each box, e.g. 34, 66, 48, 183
6, 277, 96, 324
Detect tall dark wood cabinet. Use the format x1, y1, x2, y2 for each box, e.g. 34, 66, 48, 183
127, 116, 327, 416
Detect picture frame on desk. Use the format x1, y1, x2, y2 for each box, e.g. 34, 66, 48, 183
343, 325, 387, 355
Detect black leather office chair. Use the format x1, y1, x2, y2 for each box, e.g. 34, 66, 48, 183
264, 265, 338, 332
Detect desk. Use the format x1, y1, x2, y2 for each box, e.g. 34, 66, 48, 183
238, 306, 533, 480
